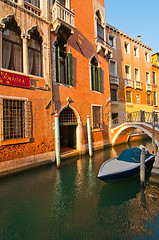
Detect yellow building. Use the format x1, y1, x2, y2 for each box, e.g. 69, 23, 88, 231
106, 24, 154, 123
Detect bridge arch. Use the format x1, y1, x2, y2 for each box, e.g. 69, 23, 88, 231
112, 123, 159, 148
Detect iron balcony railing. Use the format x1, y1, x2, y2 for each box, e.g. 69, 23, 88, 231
111, 110, 159, 128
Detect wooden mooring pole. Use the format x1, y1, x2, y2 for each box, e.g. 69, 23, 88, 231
87, 115, 93, 157
152, 111, 155, 154
140, 148, 145, 186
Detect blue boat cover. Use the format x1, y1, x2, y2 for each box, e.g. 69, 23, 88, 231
117, 147, 149, 163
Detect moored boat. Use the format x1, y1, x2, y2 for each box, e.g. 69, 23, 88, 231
97, 146, 155, 183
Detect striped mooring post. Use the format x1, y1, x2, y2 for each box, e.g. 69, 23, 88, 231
55, 113, 61, 168
87, 115, 93, 157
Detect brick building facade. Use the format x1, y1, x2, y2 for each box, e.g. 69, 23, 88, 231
0, 0, 112, 171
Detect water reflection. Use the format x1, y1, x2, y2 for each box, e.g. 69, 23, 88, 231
0, 139, 158, 239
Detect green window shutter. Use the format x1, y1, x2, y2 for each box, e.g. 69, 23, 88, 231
67, 53, 73, 85
98, 67, 102, 92
91, 64, 95, 91
56, 46, 60, 83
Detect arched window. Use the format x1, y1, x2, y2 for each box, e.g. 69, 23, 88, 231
55, 43, 72, 85
28, 28, 43, 77
51, 0, 65, 7
2, 18, 22, 72
90, 56, 102, 92
96, 10, 104, 44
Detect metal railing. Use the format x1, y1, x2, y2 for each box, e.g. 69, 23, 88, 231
112, 110, 159, 128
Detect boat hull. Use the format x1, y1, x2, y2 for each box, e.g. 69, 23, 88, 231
98, 155, 155, 183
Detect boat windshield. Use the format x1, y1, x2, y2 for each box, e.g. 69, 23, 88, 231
117, 147, 150, 163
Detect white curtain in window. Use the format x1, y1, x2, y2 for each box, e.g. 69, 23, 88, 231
3, 41, 12, 69
14, 44, 22, 72
28, 48, 34, 74
35, 51, 40, 76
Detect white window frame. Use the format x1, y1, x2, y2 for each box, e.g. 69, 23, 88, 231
136, 93, 140, 103
152, 71, 156, 84
91, 104, 103, 130
124, 41, 130, 54
125, 64, 131, 79
134, 45, 139, 57
145, 51, 149, 62
108, 33, 116, 49
134, 68, 140, 82
109, 59, 117, 76
146, 72, 150, 84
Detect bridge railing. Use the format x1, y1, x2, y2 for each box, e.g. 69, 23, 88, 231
112, 111, 159, 128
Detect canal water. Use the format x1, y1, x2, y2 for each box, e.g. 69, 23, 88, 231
0, 139, 159, 240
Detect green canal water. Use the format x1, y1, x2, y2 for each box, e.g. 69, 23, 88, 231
0, 139, 159, 240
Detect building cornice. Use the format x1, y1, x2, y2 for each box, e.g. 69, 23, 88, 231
106, 23, 152, 51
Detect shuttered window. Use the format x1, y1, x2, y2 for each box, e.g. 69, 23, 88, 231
92, 105, 103, 129
55, 46, 73, 86
91, 65, 102, 92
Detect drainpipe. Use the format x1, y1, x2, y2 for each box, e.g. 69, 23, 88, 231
87, 115, 93, 157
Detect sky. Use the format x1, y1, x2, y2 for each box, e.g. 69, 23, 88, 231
104, 0, 159, 54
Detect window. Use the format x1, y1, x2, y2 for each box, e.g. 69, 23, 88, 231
111, 89, 118, 102
135, 68, 140, 81
146, 72, 150, 84
152, 71, 156, 84
90, 56, 102, 92
25, 0, 40, 7
110, 60, 117, 76
2, 20, 22, 72
134, 46, 139, 57
1, 98, 29, 142
153, 91, 157, 106
125, 65, 131, 79
96, 10, 104, 44
109, 34, 116, 48
92, 105, 102, 129
97, 23, 104, 44
126, 91, 132, 103
145, 51, 149, 62
147, 94, 151, 105
136, 93, 140, 103
55, 45, 73, 85
28, 29, 43, 77
124, 42, 130, 54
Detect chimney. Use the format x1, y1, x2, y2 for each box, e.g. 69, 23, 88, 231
138, 35, 141, 42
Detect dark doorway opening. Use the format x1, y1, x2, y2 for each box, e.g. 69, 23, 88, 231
59, 107, 77, 152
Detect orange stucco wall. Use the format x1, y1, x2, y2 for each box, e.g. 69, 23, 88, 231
51, 0, 110, 148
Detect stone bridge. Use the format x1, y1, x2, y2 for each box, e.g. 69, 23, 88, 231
111, 111, 159, 149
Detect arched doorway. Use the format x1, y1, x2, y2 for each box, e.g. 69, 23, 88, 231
59, 107, 78, 150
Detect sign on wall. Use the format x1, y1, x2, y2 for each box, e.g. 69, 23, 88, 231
0, 70, 30, 88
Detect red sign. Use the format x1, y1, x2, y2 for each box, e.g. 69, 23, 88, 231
0, 70, 30, 88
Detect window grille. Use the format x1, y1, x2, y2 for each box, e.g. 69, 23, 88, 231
92, 106, 102, 129
0, 98, 31, 142
59, 107, 77, 125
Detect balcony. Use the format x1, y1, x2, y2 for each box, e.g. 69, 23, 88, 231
110, 75, 119, 86
146, 83, 152, 92
125, 78, 133, 88
134, 81, 142, 90
24, 1, 41, 16
50, 0, 75, 38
